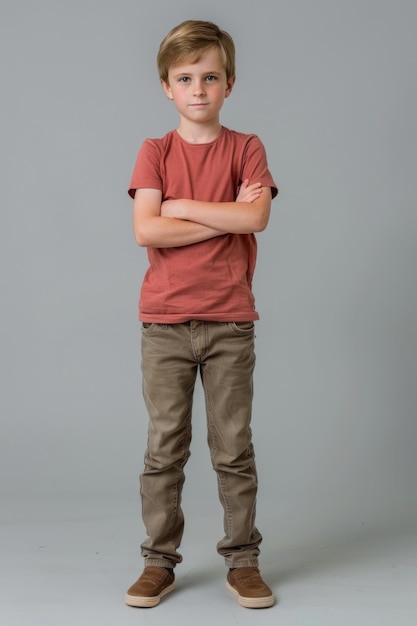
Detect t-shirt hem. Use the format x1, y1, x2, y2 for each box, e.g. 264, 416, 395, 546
139, 312, 260, 323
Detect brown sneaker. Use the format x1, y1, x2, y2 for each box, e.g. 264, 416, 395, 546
125, 566, 175, 607
226, 567, 274, 608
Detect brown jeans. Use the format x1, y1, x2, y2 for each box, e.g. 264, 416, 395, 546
139, 320, 262, 569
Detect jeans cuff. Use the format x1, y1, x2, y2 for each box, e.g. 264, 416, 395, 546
145, 558, 176, 569
225, 558, 259, 568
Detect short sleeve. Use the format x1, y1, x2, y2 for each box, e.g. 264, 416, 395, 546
241, 136, 278, 199
128, 139, 163, 199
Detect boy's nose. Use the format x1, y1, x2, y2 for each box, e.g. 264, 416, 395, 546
193, 80, 206, 96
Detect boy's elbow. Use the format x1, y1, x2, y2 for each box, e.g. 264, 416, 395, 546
254, 216, 269, 232
251, 194, 271, 232
135, 236, 147, 247
133, 215, 157, 246
133, 226, 150, 247
252, 210, 270, 233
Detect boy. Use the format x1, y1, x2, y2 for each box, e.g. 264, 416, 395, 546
125, 20, 278, 609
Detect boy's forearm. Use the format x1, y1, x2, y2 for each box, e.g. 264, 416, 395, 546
135, 215, 225, 248
162, 194, 271, 234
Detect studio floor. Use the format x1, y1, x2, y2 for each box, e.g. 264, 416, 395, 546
1, 500, 417, 626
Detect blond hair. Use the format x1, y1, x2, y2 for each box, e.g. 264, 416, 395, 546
157, 20, 236, 83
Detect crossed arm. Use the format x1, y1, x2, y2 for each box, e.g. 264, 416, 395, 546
132, 180, 272, 248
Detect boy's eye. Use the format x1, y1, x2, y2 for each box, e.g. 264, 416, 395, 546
205, 75, 217, 81
178, 77, 190, 83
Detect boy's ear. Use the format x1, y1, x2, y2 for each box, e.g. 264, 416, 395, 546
225, 76, 235, 98
161, 80, 173, 100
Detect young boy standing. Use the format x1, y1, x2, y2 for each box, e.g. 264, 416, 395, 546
125, 20, 278, 609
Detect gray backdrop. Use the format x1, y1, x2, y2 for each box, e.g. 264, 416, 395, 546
1, 0, 416, 544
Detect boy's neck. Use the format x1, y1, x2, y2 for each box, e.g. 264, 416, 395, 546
176, 120, 223, 144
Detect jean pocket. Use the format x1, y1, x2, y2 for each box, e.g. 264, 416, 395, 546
141, 322, 169, 333
229, 321, 255, 335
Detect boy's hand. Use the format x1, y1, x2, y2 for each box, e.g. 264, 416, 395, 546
236, 179, 262, 203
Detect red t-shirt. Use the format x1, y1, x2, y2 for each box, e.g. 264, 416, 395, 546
128, 126, 278, 323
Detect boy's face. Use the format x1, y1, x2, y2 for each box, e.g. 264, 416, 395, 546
162, 47, 235, 127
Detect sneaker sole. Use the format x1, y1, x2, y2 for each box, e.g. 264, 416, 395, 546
124, 581, 175, 608
226, 581, 275, 608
